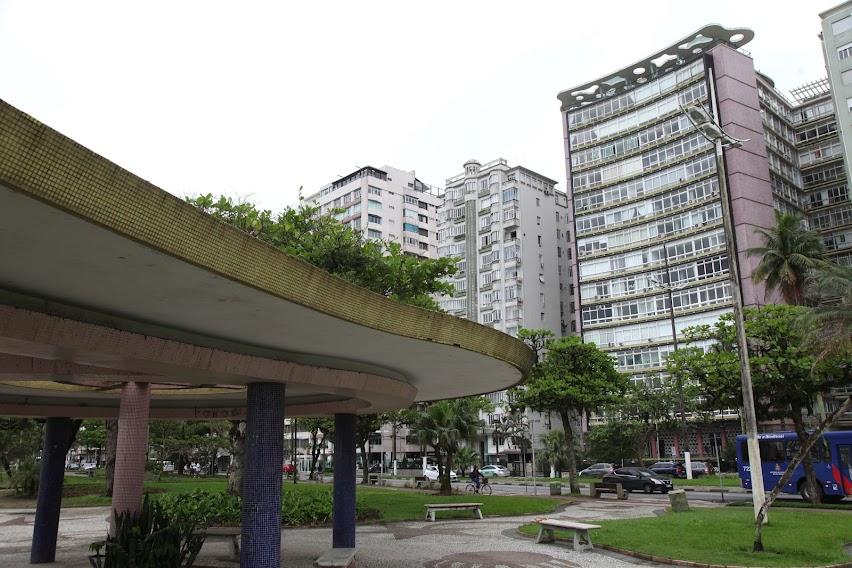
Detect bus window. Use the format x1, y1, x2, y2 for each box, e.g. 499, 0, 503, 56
740, 440, 749, 463
839, 445, 852, 482
759, 440, 785, 461
785, 438, 830, 462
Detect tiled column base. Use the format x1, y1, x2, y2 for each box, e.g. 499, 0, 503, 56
333, 413, 357, 549
241, 383, 284, 568
112, 382, 151, 528
30, 417, 72, 564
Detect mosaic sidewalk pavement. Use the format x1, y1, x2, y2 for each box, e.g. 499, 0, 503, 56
0, 499, 677, 567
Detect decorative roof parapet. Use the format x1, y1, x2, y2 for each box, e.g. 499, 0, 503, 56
557, 24, 754, 112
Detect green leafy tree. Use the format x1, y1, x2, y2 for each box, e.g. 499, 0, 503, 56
380, 409, 414, 467
490, 415, 513, 467
0, 418, 42, 478
515, 336, 628, 494
682, 305, 850, 503
355, 414, 384, 484
412, 398, 483, 495
301, 417, 334, 480
750, 212, 827, 305
77, 420, 107, 466
587, 421, 647, 465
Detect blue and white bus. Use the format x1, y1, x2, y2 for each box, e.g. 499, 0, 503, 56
736, 431, 852, 502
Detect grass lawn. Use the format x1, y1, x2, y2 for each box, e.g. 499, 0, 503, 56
727, 499, 852, 511
1, 474, 560, 523
519, 507, 852, 567
355, 485, 559, 522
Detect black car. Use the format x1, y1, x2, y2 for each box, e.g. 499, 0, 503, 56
649, 461, 686, 477
603, 467, 673, 494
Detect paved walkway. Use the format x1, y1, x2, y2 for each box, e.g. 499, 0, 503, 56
0, 499, 673, 567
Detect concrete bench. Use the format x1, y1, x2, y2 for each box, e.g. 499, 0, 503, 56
414, 475, 431, 488
535, 518, 601, 551
315, 547, 356, 567
590, 481, 627, 500
424, 502, 483, 522
199, 526, 241, 560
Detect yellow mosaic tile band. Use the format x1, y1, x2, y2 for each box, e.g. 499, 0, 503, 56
0, 100, 535, 379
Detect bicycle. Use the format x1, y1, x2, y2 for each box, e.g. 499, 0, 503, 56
464, 477, 492, 495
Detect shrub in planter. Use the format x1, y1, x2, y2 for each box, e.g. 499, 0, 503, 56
89, 494, 204, 568
158, 488, 380, 528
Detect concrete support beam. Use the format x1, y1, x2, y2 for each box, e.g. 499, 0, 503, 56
111, 382, 150, 528
333, 413, 357, 549
241, 383, 284, 568
30, 417, 72, 564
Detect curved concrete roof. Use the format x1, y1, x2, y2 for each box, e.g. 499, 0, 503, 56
0, 100, 534, 418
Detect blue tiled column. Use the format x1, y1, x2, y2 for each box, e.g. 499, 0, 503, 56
31, 417, 72, 564
241, 383, 284, 568
333, 413, 356, 549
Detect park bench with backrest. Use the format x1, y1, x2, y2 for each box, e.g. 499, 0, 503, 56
413, 475, 431, 488
424, 502, 483, 521
535, 518, 601, 551
590, 481, 628, 500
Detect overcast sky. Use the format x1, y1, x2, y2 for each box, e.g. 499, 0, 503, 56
0, 1, 837, 211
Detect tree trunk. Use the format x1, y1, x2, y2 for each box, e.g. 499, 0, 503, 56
754, 395, 852, 552
440, 450, 453, 495
359, 441, 370, 484
559, 410, 579, 494
227, 420, 245, 496
104, 419, 118, 497
791, 414, 820, 505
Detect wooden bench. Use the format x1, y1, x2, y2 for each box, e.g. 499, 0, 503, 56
315, 547, 356, 567
199, 526, 241, 560
590, 481, 628, 500
424, 502, 483, 522
535, 518, 601, 551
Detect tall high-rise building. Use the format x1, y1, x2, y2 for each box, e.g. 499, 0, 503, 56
821, 1, 852, 184
559, 21, 852, 453
558, 26, 780, 456
306, 165, 443, 259
436, 158, 572, 338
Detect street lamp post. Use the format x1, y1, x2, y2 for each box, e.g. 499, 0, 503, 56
681, 68, 766, 521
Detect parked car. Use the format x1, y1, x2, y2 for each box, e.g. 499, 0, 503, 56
282, 463, 296, 474
66, 462, 80, 471
162, 461, 175, 472
480, 464, 511, 478
603, 467, 673, 494
649, 461, 686, 477
81, 462, 97, 471
423, 465, 457, 482
578, 463, 615, 477
688, 461, 711, 477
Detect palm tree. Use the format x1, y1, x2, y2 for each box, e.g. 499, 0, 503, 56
412, 399, 482, 495
750, 212, 828, 305
538, 430, 569, 478
454, 446, 479, 476
804, 265, 852, 359
491, 415, 513, 468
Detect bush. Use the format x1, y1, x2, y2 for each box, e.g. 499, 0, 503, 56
158, 487, 379, 527
10, 461, 39, 497
90, 494, 203, 568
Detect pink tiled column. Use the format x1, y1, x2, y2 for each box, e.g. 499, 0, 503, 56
111, 382, 150, 530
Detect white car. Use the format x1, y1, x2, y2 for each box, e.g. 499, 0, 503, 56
423, 465, 458, 482
81, 462, 97, 471
480, 464, 511, 477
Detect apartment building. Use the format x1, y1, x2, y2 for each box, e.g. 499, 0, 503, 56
821, 1, 852, 187
436, 158, 572, 337
435, 158, 573, 468
305, 165, 443, 259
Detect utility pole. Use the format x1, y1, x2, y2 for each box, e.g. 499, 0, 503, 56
682, 63, 766, 521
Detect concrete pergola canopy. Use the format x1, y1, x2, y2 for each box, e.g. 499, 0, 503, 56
0, 100, 535, 418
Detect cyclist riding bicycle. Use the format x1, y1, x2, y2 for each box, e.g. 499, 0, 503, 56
470, 466, 484, 492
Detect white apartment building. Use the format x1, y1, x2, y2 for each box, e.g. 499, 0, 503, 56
436, 158, 572, 337
306, 165, 443, 259
436, 158, 574, 470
